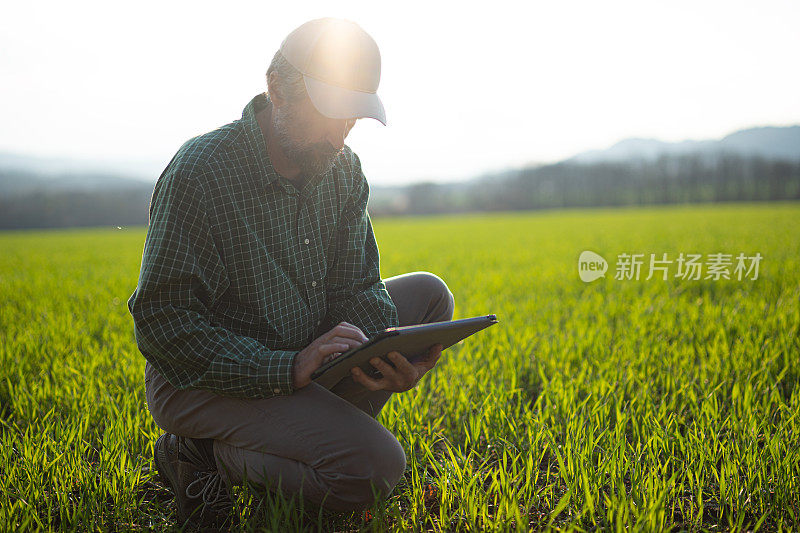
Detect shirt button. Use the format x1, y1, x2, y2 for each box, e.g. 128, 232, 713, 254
304, 238, 310, 245
273, 388, 281, 394
311, 280, 317, 287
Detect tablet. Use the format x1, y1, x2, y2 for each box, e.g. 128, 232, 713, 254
311, 314, 498, 389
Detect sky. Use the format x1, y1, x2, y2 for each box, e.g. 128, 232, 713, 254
2, 0, 799, 185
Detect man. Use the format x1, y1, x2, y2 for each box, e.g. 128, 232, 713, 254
128, 18, 455, 527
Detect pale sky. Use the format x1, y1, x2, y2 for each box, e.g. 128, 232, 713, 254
2, 0, 799, 185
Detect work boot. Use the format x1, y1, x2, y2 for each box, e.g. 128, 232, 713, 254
153, 432, 235, 529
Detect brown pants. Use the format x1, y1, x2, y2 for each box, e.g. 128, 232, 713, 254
145, 271, 455, 512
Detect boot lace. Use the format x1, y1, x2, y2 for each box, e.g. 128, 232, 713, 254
185, 468, 231, 513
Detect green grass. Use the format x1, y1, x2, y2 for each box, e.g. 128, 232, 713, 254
1, 202, 798, 531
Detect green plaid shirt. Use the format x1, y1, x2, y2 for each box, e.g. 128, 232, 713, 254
128, 93, 398, 399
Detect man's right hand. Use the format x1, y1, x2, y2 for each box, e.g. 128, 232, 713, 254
291, 321, 368, 390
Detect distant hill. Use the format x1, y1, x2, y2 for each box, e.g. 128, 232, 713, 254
1, 125, 799, 228
2, 125, 798, 198
570, 126, 800, 164
0, 169, 153, 197
0, 152, 157, 229
0, 150, 161, 196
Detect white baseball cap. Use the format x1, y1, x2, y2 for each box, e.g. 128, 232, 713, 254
279, 18, 386, 125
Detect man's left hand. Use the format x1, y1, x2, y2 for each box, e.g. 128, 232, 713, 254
349, 344, 443, 393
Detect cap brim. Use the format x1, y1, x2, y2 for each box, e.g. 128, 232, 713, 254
303, 75, 386, 126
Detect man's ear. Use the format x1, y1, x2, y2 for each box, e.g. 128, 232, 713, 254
267, 71, 287, 109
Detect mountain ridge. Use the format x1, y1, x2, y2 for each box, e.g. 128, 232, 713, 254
569, 126, 800, 164
1, 125, 798, 198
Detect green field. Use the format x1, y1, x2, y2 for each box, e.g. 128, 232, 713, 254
1, 202, 799, 531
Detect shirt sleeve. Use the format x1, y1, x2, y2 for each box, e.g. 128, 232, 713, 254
127, 159, 298, 399
322, 152, 400, 338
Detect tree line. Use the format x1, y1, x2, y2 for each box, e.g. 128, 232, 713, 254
373, 153, 800, 216
0, 187, 152, 230
0, 152, 798, 229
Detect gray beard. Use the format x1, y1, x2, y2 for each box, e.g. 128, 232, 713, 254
273, 105, 342, 179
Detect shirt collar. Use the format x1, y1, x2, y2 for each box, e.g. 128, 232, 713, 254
241, 93, 282, 188
240, 93, 329, 196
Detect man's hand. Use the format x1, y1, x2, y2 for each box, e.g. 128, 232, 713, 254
291, 322, 368, 390
349, 344, 443, 393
